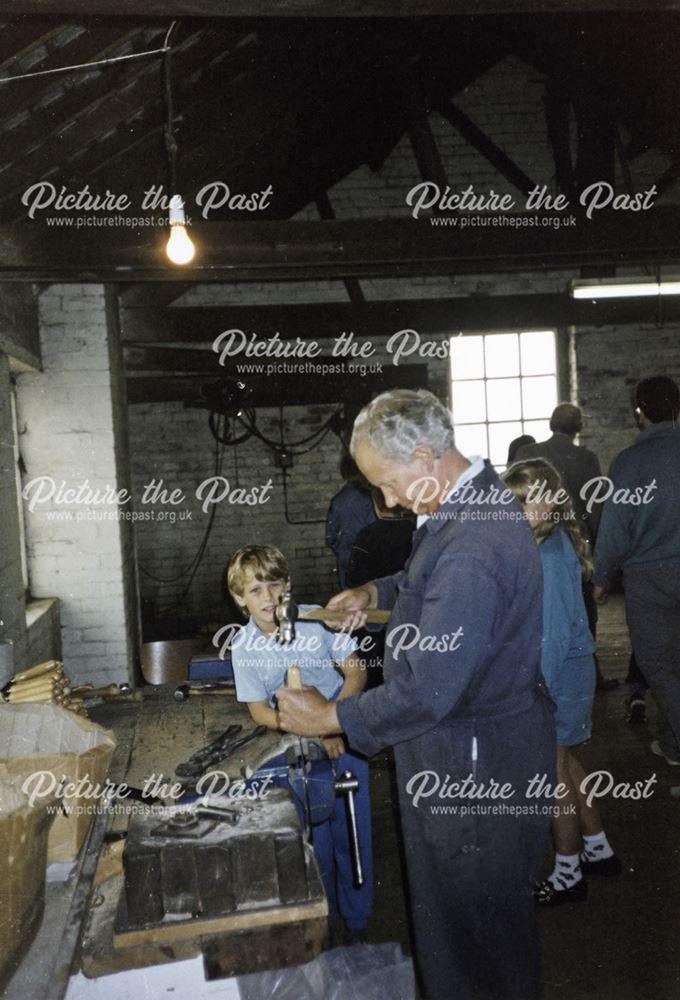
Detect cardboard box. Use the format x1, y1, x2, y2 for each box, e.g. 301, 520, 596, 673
0, 704, 116, 863
0, 780, 56, 990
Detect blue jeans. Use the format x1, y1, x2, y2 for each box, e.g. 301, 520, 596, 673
253, 749, 373, 929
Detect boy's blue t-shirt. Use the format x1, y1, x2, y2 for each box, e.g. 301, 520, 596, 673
230, 604, 358, 706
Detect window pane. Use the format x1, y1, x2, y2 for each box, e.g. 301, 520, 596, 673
486, 378, 521, 421
454, 423, 488, 459
450, 335, 485, 380
452, 380, 486, 423
522, 419, 551, 442
485, 334, 519, 378
520, 331, 556, 376
522, 376, 557, 419
489, 422, 523, 469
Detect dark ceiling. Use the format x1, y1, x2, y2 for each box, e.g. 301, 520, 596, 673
0, 13, 679, 227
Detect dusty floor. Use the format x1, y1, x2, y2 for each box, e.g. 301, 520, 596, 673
365, 595, 680, 1000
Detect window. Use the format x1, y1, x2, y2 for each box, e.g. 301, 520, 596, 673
449, 331, 558, 468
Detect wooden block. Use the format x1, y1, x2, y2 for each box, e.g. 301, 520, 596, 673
195, 844, 235, 917
202, 918, 328, 981
161, 844, 198, 917
231, 834, 279, 908
275, 833, 310, 906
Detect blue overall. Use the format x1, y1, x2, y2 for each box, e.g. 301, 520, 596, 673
338, 460, 556, 1000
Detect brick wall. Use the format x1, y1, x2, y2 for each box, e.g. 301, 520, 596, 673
129, 402, 343, 623
15, 284, 138, 685
575, 322, 680, 472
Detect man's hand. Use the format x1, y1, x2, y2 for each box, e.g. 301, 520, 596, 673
324, 584, 377, 631
322, 735, 346, 759
593, 585, 608, 605
276, 685, 342, 736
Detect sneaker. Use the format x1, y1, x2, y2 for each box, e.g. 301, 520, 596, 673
534, 877, 587, 907
626, 697, 646, 725
650, 739, 680, 766
579, 853, 622, 877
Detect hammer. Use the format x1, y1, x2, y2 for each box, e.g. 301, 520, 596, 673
71, 683, 133, 699
174, 681, 235, 702
275, 590, 390, 644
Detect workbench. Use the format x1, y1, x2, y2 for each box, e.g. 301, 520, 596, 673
2, 686, 327, 999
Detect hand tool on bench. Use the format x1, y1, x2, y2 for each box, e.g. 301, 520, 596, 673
175, 724, 242, 778
275, 589, 390, 644
174, 680, 235, 702
71, 683, 132, 699
175, 725, 267, 784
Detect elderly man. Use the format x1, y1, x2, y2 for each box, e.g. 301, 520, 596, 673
278, 389, 555, 1000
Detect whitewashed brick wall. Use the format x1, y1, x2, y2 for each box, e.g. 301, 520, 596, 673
16, 284, 137, 685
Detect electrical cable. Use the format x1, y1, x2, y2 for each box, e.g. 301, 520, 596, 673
0, 45, 172, 85
139, 410, 224, 590
208, 409, 252, 446
235, 407, 341, 455
163, 21, 180, 194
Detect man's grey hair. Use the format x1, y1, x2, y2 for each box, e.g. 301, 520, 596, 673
350, 389, 455, 462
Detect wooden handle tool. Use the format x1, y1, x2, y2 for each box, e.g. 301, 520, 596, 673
286, 665, 303, 689
300, 607, 390, 625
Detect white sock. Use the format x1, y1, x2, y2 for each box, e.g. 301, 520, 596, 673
548, 853, 582, 890
581, 831, 614, 862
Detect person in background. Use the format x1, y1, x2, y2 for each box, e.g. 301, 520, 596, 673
593, 376, 680, 777
347, 487, 416, 589
326, 454, 376, 589
517, 402, 618, 691
346, 488, 416, 687
504, 459, 621, 906
507, 433, 535, 466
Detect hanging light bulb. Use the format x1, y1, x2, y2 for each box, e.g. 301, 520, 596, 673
166, 195, 195, 265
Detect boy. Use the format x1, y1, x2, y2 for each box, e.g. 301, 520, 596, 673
227, 543, 373, 943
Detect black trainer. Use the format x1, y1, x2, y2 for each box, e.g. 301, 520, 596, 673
534, 877, 587, 907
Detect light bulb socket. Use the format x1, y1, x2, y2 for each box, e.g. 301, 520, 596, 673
169, 194, 186, 226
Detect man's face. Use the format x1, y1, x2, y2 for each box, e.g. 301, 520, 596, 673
234, 569, 289, 633
354, 438, 441, 515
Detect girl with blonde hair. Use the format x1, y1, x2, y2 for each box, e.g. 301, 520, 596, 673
504, 459, 621, 906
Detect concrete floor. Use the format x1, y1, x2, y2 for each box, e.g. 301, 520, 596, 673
365, 595, 680, 1000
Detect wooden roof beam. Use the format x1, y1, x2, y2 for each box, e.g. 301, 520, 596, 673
9, 2, 676, 17
2, 213, 679, 282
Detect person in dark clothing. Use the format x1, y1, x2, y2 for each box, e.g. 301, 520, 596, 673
278, 389, 556, 1000
346, 489, 416, 688
507, 433, 535, 465
593, 376, 680, 774
325, 454, 376, 590
516, 402, 618, 691
346, 488, 415, 587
